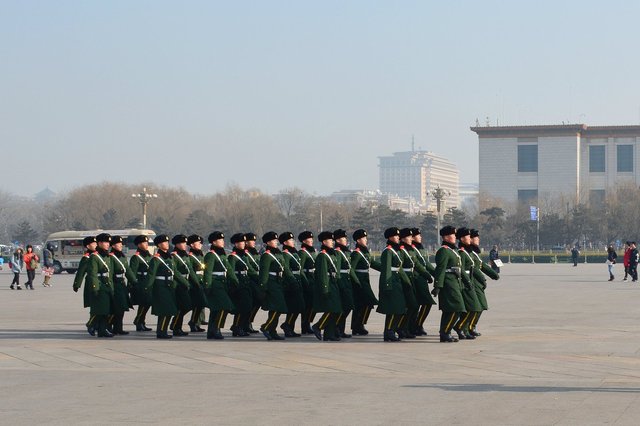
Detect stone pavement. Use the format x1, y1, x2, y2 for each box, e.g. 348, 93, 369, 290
1, 263, 640, 425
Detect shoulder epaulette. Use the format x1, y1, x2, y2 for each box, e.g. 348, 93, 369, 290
321, 249, 326, 254
355, 247, 360, 252
83, 253, 90, 258
154, 253, 160, 258
283, 248, 289, 253
386, 245, 392, 249
265, 250, 270, 254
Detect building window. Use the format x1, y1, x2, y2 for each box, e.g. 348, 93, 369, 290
617, 145, 633, 172
589, 145, 605, 172
518, 189, 538, 204
589, 189, 606, 206
518, 145, 538, 172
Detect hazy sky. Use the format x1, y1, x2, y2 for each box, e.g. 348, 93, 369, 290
3, 1, 640, 197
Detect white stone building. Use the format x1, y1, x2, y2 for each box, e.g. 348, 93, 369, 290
378, 150, 459, 210
471, 124, 640, 205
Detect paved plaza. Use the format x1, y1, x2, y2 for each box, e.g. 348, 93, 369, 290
1, 263, 640, 425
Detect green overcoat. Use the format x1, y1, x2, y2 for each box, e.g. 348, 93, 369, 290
129, 250, 153, 306
459, 248, 483, 312
203, 249, 235, 312
187, 251, 209, 308
471, 250, 499, 311
148, 251, 178, 317
109, 251, 135, 314
350, 246, 380, 308
72, 251, 93, 308
282, 248, 305, 314
433, 244, 466, 312
227, 250, 253, 314
258, 249, 288, 313
299, 246, 316, 310
376, 245, 409, 315
335, 247, 355, 311
171, 251, 194, 312
399, 247, 419, 310
409, 245, 437, 306
313, 249, 342, 313
87, 251, 114, 316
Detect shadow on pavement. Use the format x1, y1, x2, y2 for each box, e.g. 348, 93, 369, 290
403, 383, 640, 393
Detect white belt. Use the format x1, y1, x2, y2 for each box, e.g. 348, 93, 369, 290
340, 269, 349, 273
355, 269, 369, 273
212, 272, 226, 276
402, 268, 413, 272
235, 271, 248, 276
115, 273, 125, 278
136, 271, 148, 275
292, 271, 300, 275
390, 267, 400, 272
269, 272, 283, 276
304, 268, 315, 273
98, 273, 109, 277
157, 276, 173, 281
465, 270, 471, 274
196, 271, 204, 275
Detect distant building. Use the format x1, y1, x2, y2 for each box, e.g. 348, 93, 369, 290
328, 189, 427, 214
34, 187, 56, 202
378, 150, 460, 210
471, 124, 640, 205
459, 183, 479, 210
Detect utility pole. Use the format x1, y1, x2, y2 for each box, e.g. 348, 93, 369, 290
131, 187, 158, 229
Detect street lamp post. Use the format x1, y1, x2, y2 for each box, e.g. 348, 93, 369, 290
131, 187, 158, 229
431, 185, 450, 247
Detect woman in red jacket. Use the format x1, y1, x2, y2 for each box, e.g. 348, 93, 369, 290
623, 242, 631, 281
23, 245, 39, 290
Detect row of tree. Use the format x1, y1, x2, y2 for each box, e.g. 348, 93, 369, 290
1, 181, 638, 251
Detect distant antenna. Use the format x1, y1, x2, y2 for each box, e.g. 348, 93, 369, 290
411, 135, 415, 152
485, 116, 490, 127
475, 118, 480, 126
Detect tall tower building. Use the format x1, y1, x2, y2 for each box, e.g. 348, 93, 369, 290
378, 150, 460, 209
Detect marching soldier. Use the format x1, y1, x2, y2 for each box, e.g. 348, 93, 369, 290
279, 232, 305, 337
333, 229, 355, 338
109, 235, 137, 335
203, 231, 235, 340
453, 227, 482, 340
87, 233, 115, 338
170, 234, 195, 337
187, 234, 208, 332
244, 232, 262, 334
298, 231, 317, 334
72, 236, 98, 335
129, 235, 153, 332
431, 226, 466, 343
148, 235, 178, 339
377, 227, 409, 342
227, 233, 253, 337
468, 229, 499, 336
350, 229, 380, 336
410, 228, 437, 336
311, 231, 342, 341
258, 232, 288, 340
397, 228, 419, 339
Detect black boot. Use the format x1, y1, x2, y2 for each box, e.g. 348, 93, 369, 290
311, 324, 322, 341
189, 321, 205, 332
453, 328, 467, 340
280, 323, 296, 338
384, 330, 400, 342
141, 322, 152, 331
301, 321, 313, 335
440, 332, 457, 342
207, 328, 224, 340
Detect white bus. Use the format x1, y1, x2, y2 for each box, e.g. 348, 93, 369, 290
44, 229, 157, 274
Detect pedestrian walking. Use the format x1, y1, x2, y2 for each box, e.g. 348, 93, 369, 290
606, 245, 617, 282
489, 245, 501, 273
10, 248, 24, 290
41, 243, 55, 287
629, 242, 638, 282
623, 242, 631, 281
23, 245, 39, 290
571, 245, 580, 267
